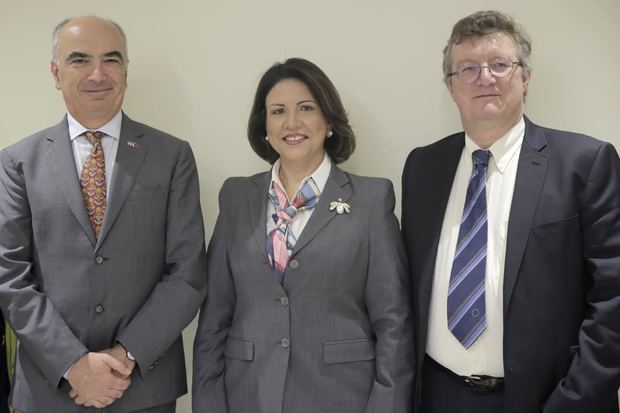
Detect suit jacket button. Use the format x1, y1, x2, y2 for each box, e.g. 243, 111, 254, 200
280, 338, 290, 348
95, 304, 105, 314
95, 256, 104, 265
289, 260, 299, 269
280, 296, 289, 306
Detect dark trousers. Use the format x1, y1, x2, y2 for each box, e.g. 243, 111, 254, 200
421, 356, 504, 413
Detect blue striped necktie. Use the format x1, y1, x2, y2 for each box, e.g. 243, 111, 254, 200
447, 149, 491, 348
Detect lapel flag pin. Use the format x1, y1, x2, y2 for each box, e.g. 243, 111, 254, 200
127, 140, 139, 149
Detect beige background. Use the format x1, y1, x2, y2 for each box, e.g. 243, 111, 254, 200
1, 0, 619, 411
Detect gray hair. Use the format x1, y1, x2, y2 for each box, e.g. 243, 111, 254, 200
52, 17, 128, 63
442, 11, 533, 81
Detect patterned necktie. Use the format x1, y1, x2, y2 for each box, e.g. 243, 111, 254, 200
447, 149, 491, 348
80, 131, 106, 238
266, 180, 319, 283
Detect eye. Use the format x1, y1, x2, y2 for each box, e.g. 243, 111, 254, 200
104, 57, 121, 64
299, 104, 314, 112
490, 61, 512, 71
270, 107, 285, 115
458, 64, 479, 75
71, 58, 88, 65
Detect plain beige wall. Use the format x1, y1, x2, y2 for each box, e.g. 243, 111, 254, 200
1, 0, 619, 411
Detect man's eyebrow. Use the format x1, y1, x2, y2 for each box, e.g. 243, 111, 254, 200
104, 51, 125, 61
66, 51, 89, 62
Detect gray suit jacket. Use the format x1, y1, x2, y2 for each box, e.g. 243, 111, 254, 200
192, 165, 414, 413
0, 114, 207, 412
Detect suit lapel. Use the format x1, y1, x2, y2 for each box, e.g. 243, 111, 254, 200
97, 114, 147, 248
418, 136, 464, 304
291, 165, 351, 255
47, 117, 97, 247
503, 117, 548, 314
248, 172, 270, 258
247, 171, 286, 293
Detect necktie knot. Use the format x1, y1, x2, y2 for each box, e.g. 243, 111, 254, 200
276, 205, 297, 224
472, 149, 491, 167
84, 131, 103, 147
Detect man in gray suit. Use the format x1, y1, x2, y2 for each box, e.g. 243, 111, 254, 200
0, 16, 207, 412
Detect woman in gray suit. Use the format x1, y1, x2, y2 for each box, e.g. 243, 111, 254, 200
192, 58, 413, 413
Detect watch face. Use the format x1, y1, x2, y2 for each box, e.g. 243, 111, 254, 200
127, 351, 136, 361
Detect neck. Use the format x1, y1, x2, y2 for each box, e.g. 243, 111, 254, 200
463, 112, 523, 149
69, 110, 117, 130
278, 156, 322, 198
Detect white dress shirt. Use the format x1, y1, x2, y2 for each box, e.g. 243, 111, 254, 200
68, 110, 122, 199
266, 153, 332, 239
427, 117, 525, 377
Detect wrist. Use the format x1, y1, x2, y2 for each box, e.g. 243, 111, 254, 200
116, 342, 135, 361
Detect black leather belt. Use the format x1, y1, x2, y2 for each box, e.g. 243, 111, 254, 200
425, 355, 504, 393
463, 374, 504, 392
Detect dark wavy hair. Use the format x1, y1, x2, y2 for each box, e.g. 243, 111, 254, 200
247, 57, 356, 164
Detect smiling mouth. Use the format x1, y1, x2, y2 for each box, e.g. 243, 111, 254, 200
283, 134, 308, 144
475, 94, 500, 98
84, 89, 112, 93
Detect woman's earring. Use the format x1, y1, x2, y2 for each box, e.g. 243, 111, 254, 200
327, 130, 333, 138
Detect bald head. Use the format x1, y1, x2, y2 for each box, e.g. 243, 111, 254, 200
52, 16, 128, 64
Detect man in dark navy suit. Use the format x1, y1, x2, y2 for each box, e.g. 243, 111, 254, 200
402, 10, 620, 413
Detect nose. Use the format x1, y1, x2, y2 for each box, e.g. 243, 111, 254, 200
88, 63, 106, 83
477, 66, 496, 86
285, 111, 301, 129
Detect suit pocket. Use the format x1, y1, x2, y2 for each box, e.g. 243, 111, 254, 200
127, 183, 164, 201
532, 214, 579, 236
323, 338, 375, 364
224, 336, 254, 361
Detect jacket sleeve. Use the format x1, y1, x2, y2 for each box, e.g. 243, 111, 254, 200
116, 141, 208, 378
364, 180, 415, 413
544, 142, 620, 412
0, 149, 88, 386
192, 179, 237, 413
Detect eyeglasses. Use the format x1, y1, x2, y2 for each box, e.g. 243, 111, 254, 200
447, 59, 522, 84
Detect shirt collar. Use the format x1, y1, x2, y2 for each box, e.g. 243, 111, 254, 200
464, 116, 524, 173
68, 110, 123, 141
270, 152, 332, 199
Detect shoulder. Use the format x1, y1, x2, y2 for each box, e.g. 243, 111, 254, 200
3, 123, 63, 154
404, 131, 464, 167
346, 172, 393, 192
221, 171, 268, 191
125, 118, 188, 150
341, 170, 395, 203
1, 122, 65, 167
218, 171, 269, 202
526, 118, 616, 165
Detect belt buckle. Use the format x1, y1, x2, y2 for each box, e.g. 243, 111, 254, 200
464, 375, 503, 393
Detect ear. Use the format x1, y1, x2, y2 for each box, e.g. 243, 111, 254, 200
445, 78, 456, 101
521, 70, 531, 95
50, 60, 61, 90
